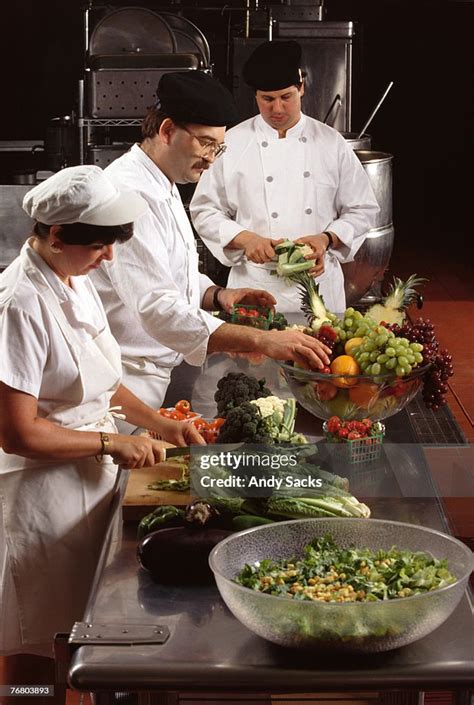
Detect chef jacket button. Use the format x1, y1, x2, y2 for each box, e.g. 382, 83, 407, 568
266, 176, 273, 182
305, 208, 312, 215
262, 141, 268, 147
300, 136, 307, 143
271, 212, 279, 219
303, 171, 310, 178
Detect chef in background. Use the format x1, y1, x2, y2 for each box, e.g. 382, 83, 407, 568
92, 70, 331, 430
0, 166, 203, 701
190, 40, 379, 313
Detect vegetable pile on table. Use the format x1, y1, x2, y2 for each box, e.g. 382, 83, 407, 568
156, 399, 225, 443
214, 372, 307, 444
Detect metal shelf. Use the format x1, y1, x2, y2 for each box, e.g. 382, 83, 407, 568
80, 118, 142, 127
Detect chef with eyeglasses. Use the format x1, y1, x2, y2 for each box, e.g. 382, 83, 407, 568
92, 71, 331, 430
190, 40, 380, 313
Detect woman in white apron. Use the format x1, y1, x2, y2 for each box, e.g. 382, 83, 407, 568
0, 166, 204, 701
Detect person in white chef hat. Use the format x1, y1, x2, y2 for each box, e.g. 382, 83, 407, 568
190, 40, 380, 313
0, 165, 204, 699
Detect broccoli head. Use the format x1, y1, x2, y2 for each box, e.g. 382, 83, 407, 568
216, 402, 272, 444
214, 372, 271, 417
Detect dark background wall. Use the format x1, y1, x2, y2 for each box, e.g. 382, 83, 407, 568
1, 0, 472, 250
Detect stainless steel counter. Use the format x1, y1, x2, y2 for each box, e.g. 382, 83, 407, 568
67, 354, 473, 701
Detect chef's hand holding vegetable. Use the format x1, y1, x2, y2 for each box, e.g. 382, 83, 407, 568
0, 166, 205, 680
210, 286, 276, 314
295, 232, 341, 278
229, 231, 284, 264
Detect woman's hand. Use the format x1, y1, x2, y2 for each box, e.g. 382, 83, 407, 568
109, 434, 168, 469
150, 415, 206, 446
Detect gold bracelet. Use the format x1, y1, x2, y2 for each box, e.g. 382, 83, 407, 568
95, 432, 111, 462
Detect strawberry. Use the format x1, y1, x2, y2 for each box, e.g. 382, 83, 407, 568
361, 418, 372, 429
347, 431, 362, 440
327, 416, 341, 434
338, 427, 349, 439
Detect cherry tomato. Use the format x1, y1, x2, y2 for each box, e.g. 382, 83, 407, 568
203, 429, 219, 443
158, 408, 173, 418
193, 418, 209, 431
210, 417, 225, 429
169, 410, 186, 420
175, 400, 191, 414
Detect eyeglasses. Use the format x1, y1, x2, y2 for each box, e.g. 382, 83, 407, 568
179, 125, 227, 159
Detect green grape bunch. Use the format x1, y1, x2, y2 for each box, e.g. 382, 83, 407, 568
332, 307, 377, 343
351, 326, 424, 377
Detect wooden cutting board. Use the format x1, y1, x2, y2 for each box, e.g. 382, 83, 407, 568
122, 458, 194, 520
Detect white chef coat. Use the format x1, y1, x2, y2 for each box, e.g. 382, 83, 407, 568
92, 144, 224, 412
190, 113, 379, 312
0, 242, 122, 657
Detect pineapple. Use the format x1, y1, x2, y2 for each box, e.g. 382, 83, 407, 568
295, 272, 332, 332
366, 274, 426, 326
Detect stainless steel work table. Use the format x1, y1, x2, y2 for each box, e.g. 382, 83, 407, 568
66, 354, 473, 703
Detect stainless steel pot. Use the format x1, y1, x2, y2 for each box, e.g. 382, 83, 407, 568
341, 132, 371, 150
342, 149, 394, 305
355, 150, 393, 228
342, 223, 395, 306
12, 170, 37, 185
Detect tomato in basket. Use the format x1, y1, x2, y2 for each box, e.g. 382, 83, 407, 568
175, 400, 191, 414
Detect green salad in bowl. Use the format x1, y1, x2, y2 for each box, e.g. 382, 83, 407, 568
209, 518, 473, 652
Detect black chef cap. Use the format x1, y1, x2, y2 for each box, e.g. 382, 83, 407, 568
243, 40, 303, 91
156, 71, 238, 126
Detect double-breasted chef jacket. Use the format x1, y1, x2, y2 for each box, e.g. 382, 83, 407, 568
190, 113, 380, 313
92, 144, 224, 419
0, 242, 122, 657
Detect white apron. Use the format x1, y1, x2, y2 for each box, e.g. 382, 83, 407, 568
0, 259, 122, 657
227, 131, 345, 313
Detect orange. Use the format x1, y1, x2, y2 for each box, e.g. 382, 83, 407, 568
330, 355, 360, 388
313, 381, 338, 401
348, 383, 380, 409
344, 337, 364, 356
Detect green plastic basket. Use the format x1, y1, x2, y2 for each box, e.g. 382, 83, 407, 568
230, 304, 274, 330
323, 421, 385, 464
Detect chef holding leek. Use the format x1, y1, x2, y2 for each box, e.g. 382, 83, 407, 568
191, 40, 379, 313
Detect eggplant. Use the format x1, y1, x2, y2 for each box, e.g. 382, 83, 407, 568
184, 500, 220, 529
137, 527, 232, 584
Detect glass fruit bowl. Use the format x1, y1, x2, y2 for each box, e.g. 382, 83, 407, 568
209, 518, 473, 652
279, 362, 429, 421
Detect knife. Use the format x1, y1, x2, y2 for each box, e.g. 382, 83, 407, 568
163, 443, 245, 460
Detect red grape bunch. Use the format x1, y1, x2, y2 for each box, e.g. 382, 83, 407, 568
316, 324, 338, 352
389, 318, 454, 411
